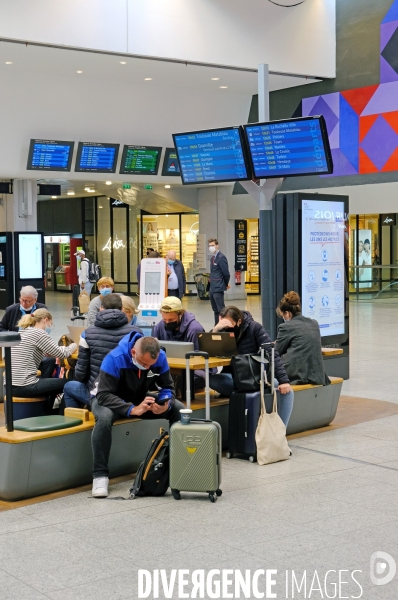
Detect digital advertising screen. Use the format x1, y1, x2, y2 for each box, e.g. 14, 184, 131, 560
75, 142, 119, 173
144, 272, 162, 295
161, 148, 181, 176
27, 139, 74, 172
243, 116, 333, 179
172, 127, 250, 185
301, 199, 345, 337
119, 145, 162, 175
18, 233, 43, 280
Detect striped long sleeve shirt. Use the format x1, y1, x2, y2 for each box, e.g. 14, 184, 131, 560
11, 328, 76, 387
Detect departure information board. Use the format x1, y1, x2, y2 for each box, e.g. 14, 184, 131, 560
161, 148, 181, 176
173, 127, 250, 185
243, 116, 333, 179
119, 145, 162, 175
75, 142, 119, 173
27, 139, 74, 171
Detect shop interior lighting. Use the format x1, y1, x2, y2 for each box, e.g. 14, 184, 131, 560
67, 191, 75, 196
211, 77, 219, 80
144, 77, 152, 81
165, 185, 171, 189
51, 196, 57, 199
105, 181, 112, 185
5, 61, 13, 65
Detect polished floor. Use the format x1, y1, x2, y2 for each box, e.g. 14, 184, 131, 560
0, 294, 398, 599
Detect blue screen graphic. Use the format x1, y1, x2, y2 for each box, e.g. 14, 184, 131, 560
76, 143, 118, 172
28, 140, 73, 171
245, 118, 331, 178
173, 128, 248, 184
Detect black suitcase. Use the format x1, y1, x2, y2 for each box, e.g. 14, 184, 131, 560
71, 284, 86, 323
227, 343, 275, 462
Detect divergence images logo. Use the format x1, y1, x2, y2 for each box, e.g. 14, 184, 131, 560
370, 551, 396, 586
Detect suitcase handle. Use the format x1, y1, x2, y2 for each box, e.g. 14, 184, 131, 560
185, 351, 209, 359
261, 342, 274, 349
185, 351, 210, 419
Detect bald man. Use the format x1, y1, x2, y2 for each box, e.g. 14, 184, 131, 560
166, 250, 186, 299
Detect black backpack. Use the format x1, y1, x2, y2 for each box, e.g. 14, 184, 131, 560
82, 258, 102, 283
129, 429, 170, 498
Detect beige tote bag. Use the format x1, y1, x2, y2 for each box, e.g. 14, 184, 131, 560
78, 290, 90, 314
255, 390, 290, 465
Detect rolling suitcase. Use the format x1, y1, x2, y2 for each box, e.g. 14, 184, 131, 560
226, 342, 275, 462
169, 351, 222, 503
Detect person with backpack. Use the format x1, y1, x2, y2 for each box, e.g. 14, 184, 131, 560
75, 250, 93, 297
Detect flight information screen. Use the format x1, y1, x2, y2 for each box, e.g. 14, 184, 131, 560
119, 145, 162, 175
75, 142, 119, 173
243, 116, 333, 179
27, 139, 74, 171
161, 148, 181, 176
173, 127, 250, 185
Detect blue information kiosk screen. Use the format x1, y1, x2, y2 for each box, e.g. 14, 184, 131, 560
27, 140, 74, 171
244, 116, 333, 179
173, 127, 250, 185
75, 142, 119, 173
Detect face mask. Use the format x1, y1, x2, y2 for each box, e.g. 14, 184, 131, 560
45, 326, 53, 335
132, 354, 147, 371
209, 246, 216, 254
167, 259, 175, 265
100, 288, 112, 296
165, 320, 179, 331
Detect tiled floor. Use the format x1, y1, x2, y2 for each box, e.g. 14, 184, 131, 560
1, 294, 398, 599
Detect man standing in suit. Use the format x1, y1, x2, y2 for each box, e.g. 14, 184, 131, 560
208, 238, 230, 325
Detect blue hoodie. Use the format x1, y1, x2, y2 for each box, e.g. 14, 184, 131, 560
96, 331, 175, 417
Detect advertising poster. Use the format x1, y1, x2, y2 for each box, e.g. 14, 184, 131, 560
235, 220, 248, 271
301, 200, 345, 337
355, 229, 372, 289
18, 233, 42, 280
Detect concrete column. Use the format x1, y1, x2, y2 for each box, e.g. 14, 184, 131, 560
198, 186, 247, 302
0, 179, 38, 232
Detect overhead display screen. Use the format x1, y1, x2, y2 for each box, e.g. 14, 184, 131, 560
75, 142, 119, 173
301, 199, 345, 337
18, 233, 43, 280
119, 145, 162, 175
172, 126, 250, 185
27, 139, 74, 172
161, 148, 181, 176
243, 116, 333, 179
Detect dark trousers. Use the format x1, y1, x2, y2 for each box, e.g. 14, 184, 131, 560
39, 357, 56, 379
209, 291, 225, 325
167, 289, 180, 298
91, 397, 185, 478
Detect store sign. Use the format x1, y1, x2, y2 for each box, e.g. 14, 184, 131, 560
44, 235, 70, 244
102, 236, 127, 252
382, 214, 396, 226
112, 199, 127, 207
235, 220, 247, 271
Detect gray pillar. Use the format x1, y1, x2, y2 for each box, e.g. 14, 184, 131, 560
0, 180, 38, 232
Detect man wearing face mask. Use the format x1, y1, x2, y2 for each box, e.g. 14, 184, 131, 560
208, 238, 230, 326
166, 250, 186, 299
87, 277, 121, 326
91, 333, 184, 497
153, 296, 206, 390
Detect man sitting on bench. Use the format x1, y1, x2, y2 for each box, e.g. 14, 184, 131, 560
91, 333, 184, 498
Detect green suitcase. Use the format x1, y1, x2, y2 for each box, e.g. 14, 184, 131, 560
169, 352, 222, 503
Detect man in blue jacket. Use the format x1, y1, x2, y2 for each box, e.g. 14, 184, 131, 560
91, 332, 184, 497
166, 250, 186, 299
208, 238, 230, 325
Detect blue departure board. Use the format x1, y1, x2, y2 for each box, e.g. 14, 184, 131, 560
75, 142, 119, 173
27, 139, 74, 171
172, 127, 250, 185
243, 116, 333, 179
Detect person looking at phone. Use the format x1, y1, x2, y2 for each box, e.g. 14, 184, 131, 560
91, 333, 184, 498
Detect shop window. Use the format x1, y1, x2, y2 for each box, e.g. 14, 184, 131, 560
96, 197, 111, 281
348, 214, 380, 293
112, 206, 128, 292
246, 219, 259, 294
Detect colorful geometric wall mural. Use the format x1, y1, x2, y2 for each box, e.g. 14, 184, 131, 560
298, 0, 398, 177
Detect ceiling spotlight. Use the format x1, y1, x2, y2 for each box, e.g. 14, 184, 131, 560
105, 181, 112, 185
5, 61, 13, 65
144, 77, 152, 81
77, 70, 83, 74
220, 86, 228, 89
67, 191, 75, 196
165, 185, 171, 189
51, 196, 57, 199
99, 205, 103, 209
211, 77, 219, 81
120, 61, 127, 65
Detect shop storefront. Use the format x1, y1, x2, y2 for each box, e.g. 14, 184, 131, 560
245, 219, 260, 294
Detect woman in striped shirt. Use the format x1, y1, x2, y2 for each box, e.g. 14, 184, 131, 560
11, 309, 77, 408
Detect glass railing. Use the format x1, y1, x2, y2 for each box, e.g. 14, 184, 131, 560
349, 265, 398, 301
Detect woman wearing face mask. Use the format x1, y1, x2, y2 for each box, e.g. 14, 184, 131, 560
121, 296, 148, 328
209, 305, 294, 427
10, 309, 77, 411
87, 277, 121, 326
275, 291, 330, 386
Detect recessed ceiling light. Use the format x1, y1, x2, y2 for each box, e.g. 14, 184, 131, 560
67, 191, 75, 196
77, 70, 83, 74
120, 61, 127, 65
5, 61, 13, 65
220, 86, 228, 89
105, 181, 112, 185
211, 77, 219, 81
165, 185, 171, 189
166, 214, 169, 217
99, 206, 103, 209
51, 196, 57, 199
144, 77, 152, 81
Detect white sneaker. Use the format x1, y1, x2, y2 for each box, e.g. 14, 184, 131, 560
92, 477, 109, 498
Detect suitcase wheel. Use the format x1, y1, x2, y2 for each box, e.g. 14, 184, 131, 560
208, 493, 217, 503
249, 455, 255, 463
171, 489, 181, 501
226, 452, 233, 459
216, 489, 222, 497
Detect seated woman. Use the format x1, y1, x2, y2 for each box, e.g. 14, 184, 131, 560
208, 306, 294, 427
10, 309, 77, 410
121, 296, 148, 328
275, 291, 330, 386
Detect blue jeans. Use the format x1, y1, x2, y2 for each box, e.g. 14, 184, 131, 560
209, 373, 294, 427
64, 380, 92, 409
